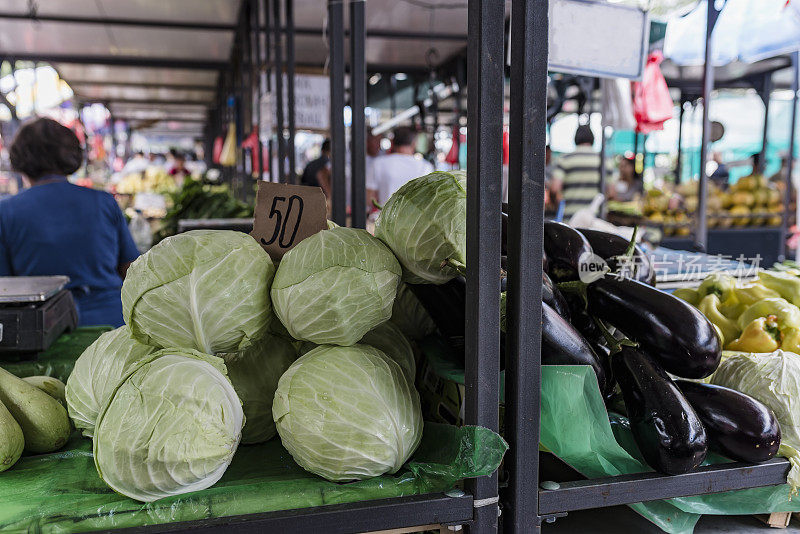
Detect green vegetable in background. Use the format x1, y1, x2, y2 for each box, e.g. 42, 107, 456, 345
390, 282, 436, 340
66, 327, 156, 437
94, 349, 243, 502
122, 230, 275, 354
711, 350, 800, 493
736, 298, 800, 331
271, 227, 401, 346
697, 295, 740, 346
360, 321, 416, 384
273, 344, 423, 482
221, 334, 297, 445
0, 367, 70, 454
375, 171, 467, 284
0, 399, 23, 473
759, 270, 800, 307
155, 179, 254, 243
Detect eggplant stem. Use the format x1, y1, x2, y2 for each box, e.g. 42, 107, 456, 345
593, 316, 637, 354
372, 199, 383, 210
442, 258, 467, 276
557, 280, 589, 310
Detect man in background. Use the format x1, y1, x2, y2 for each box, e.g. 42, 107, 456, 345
367, 126, 433, 206
551, 125, 601, 220
300, 139, 331, 196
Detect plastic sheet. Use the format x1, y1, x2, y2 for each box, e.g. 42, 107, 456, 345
0, 327, 111, 383
0, 423, 505, 532
421, 338, 799, 534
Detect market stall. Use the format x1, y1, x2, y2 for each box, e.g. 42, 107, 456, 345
2, 1, 800, 534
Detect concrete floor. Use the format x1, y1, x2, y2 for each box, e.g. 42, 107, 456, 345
541, 505, 800, 533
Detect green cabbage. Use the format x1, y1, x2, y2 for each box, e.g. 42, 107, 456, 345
93, 349, 243, 502
360, 321, 416, 384
273, 344, 422, 481
375, 171, 466, 284
221, 334, 297, 444
122, 230, 274, 354
271, 227, 401, 346
711, 350, 800, 492
65, 326, 156, 437
390, 283, 436, 340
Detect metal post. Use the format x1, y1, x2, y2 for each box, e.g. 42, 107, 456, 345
504, 0, 547, 531
676, 99, 685, 183
696, 1, 725, 252
350, 0, 367, 229
598, 123, 608, 219
328, 0, 347, 225
273, 0, 286, 183
786, 52, 799, 262
253, 0, 264, 181
285, 0, 296, 183
264, 0, 274, 181
758, 73, 773, 175
464, 0, 503, 532
633, 132, 641, 180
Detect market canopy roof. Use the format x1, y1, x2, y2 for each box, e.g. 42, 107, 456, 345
0, 0, 481, 138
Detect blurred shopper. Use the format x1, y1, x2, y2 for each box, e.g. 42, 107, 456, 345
169, 152, 190, 187
551, 125, 601, 219
367, 126, 433, 206
607, 156, 643, 202
365, 132, 383, 191
120, 151, 148, 175
301, 139, 331, 196
0, 118, 139, 327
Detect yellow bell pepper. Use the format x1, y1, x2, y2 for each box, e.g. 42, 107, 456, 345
727, 316, 781, 352
733, 282, 780, 307
781, 328, 800, 355
758, 270, 800, 307
737, 297, 800, 331
697, 294, 740, 346
672, 287, 700, 306
698, 273, 736, 301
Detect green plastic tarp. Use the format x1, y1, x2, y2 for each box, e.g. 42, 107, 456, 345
419, 336, 799, 534
0, 328, 507, 532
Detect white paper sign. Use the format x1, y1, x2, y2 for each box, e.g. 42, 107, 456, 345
270, 73, 330, 131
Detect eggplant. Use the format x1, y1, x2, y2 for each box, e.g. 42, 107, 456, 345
675, 380, 780, 464
587, 277, 721, 379
542, 272, 570, 320
542, 301, 607, 394
544, 221, 593, 282
409, 277, 466, 341
613, 346, 707, 475
578, 228, 656, 286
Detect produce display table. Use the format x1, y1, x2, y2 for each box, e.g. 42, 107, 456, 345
660, 227, 783, 269
0, 330, 505, 533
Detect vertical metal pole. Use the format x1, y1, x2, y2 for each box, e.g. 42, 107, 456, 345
285, 0, 297, 183
273, 0, 286, 183
696, 1, 724, 252
786, 52, 799, 261
504, 0, 547, 531
264, 0, 274, 181
464, 0, 503, 532
676, 100, 685, 183
350, 0, 367, 228
633, 132, 641, 180
328, 0, 347, 225
759, 73, 773, 175
253, 0, 264, 181
598, 124, 608, 219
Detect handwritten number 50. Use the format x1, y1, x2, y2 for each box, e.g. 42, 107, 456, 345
261, 195, 304, 248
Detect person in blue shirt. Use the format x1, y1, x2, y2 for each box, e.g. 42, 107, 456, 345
1, 118, 140, 327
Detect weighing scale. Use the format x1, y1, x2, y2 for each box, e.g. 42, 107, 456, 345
0, 276, 78, 360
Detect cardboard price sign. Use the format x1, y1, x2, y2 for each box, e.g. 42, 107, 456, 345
251, 182, 327, 260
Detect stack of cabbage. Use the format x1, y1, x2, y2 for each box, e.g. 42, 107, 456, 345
63, 168, 463, 504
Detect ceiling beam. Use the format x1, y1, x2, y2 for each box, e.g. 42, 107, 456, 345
89, 98, 213, 106
69, 81, 217, 91
115, 117, 206, 124
285, 26, 467, 42
7, 53, 227, 70
0, 12, 235, 31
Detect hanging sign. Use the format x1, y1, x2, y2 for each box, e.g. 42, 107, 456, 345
508, 0, 650, 80
251, 181, 328, 260
271, 73, 330, 131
